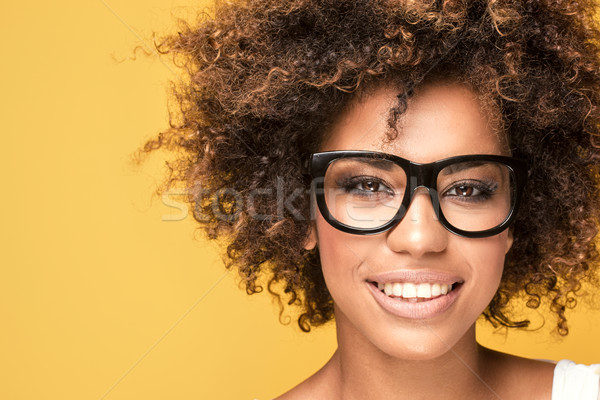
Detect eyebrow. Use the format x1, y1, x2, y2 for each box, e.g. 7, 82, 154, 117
343, 158, 396, 171
439, 161, 502, 176
340, 157, 506, 176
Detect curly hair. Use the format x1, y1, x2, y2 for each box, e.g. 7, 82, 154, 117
139, 0, 600, 335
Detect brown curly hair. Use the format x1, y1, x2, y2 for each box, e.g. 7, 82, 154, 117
139, 0, 600, 335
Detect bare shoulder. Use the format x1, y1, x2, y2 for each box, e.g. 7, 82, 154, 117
273, 372, 331, 400
273, 377, 320, 400
274, 354, 339, 400
482, 347, 556, 400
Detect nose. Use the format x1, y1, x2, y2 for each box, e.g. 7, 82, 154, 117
386, 187, 448, 257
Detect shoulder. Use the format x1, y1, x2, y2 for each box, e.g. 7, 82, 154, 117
273, 381, 317, 400
274, 353, 340, 400
552, 359, 600, 400
273, 373, 331, 400
481, 348, 556, 400
483, 349, 600, 400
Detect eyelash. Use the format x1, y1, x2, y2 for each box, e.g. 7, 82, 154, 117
441, 180, 498, 202
337, 176, 395, 197
336, 176, 498, 202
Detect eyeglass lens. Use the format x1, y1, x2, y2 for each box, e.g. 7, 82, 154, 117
322, 157, 515, 232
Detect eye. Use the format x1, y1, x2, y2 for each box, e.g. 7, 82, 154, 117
358, 180, 382, 192
338, 176, 394, 196
448, 185, 480, 197
442, 180, 497, 202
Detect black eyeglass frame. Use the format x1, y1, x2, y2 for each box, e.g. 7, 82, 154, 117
308, 150, 528, 238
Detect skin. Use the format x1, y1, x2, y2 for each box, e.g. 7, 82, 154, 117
277, 82, 556, 400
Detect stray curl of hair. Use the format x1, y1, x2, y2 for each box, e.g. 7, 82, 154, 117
139, 0, 600, 335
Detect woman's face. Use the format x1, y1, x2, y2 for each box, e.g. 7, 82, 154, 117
307, 82, 513, 360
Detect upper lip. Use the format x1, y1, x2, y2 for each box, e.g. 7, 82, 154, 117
366, 270, 464, 285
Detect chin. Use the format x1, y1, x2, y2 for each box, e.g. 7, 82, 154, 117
362, 321, 473, 362
376, 336, 460, 361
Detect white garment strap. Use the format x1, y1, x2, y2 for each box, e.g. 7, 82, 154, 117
552, 359, 600, 400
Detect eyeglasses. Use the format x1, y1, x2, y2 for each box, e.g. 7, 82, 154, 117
307, 151, 527, 238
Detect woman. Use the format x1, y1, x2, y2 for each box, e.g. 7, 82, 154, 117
141, 0, 600, 398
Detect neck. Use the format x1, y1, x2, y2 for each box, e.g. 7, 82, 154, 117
324, 309, 501, 400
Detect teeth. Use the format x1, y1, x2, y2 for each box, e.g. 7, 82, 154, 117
402, 283, 417, 298
416, 283, 432, 298
377, 281, 456, 299
384, 282, 393, 296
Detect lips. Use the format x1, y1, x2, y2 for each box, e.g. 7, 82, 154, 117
365, 271, 464, 319
366, 269, 464, 285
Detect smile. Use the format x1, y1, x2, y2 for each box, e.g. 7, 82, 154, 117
371, 281, 461, 302
366, 279, 464, 319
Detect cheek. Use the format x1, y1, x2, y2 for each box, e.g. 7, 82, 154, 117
314, 215, 370, 297
315, 216, 353, 282
464, 232, 509, 300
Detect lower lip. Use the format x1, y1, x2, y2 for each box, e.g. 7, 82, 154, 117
367, 282, 462, 320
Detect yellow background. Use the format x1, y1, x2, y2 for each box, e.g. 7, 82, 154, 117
1, 1, 599, 399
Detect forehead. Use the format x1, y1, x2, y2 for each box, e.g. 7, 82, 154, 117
320, 82, 507, 162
